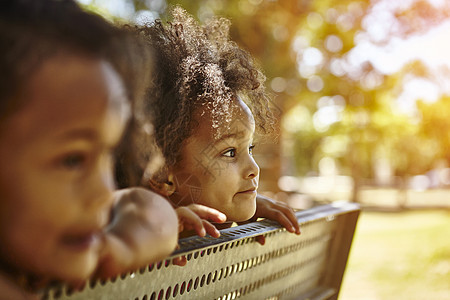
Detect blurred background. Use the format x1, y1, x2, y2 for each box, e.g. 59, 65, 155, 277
78, 0, 450, 299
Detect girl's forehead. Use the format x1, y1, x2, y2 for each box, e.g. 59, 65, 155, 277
193, 96, 255, 141
26, 54, 128, 108
2, 54, 129, 144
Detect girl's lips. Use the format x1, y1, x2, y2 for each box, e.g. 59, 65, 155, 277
60, 232, 100, 252
237, 187, 257, 194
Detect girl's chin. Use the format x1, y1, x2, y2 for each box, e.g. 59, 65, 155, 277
228, 207, 257, 223
46, 252, 99, 283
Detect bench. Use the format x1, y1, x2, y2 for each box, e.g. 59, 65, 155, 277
44, 202, 360, 300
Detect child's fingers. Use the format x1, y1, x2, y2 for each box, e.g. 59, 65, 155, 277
185, 211, 207, 237
172, 256, 187, 266
276, 205, 301, 235
202, 220, 220, 238
186, 204, 227, 223
255, 235, 265, 245
176, 207, 206, 236
178, 222, 184, 233
271, 208, 300, 235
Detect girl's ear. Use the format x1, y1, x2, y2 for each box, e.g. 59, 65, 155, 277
148, 173, 176, 197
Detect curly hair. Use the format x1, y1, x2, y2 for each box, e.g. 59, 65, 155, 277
0, 0, 128, 120
138, 6, 275, 172
112, 27, 157, 189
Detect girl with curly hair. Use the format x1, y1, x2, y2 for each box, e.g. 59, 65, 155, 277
0, 0, 181, 296
128, 7, 301, 234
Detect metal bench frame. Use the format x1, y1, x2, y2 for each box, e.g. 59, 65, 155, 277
45, 202, 360, 300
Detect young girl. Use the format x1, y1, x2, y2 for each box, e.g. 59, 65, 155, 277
0, 0, 206, 297
134, 7, 300, 234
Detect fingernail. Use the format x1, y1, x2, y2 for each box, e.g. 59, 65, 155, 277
200, 228, 206, 236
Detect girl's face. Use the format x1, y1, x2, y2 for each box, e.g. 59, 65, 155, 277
170, 97, 260, 222
0, 54, 129, 282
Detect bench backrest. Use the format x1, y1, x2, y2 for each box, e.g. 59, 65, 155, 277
45, 202, 360, 300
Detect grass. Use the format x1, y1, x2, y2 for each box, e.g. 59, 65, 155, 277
339, 209, 450, 300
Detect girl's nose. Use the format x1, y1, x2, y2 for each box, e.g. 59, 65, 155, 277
245, 155, 260, 179
84, 155, 115, 211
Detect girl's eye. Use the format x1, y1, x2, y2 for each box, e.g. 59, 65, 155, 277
223, 148, 236, 158
249, 144, 255, 156
60, 153, 87, 170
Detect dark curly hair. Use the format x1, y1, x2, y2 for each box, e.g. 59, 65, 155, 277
112, 27, 156, 189
138, 6, 275, 176
0, 0, 131, 119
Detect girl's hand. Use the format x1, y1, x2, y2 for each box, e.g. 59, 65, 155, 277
254, 194, 301, 235
176, 204, 226, 237
95, 188, 178, 279
173, 204, 226, 266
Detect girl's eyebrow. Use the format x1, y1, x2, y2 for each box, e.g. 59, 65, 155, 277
57, 128, 121, 148
57, 129, 99, 141
212, 132, 241, 145
53, 129, 123, 149
212, 130, 254, 146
